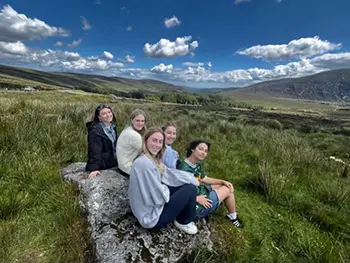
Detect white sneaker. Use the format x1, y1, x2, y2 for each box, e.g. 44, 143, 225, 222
174, 220, 198, 235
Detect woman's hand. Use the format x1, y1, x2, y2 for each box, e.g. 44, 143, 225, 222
196, 195, 213, 209
222, 181, 234, 193
88, 170, 100, 178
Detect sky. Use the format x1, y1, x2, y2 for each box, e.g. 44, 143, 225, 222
1, 0, 350, 88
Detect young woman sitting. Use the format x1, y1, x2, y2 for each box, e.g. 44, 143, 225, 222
85, 104, 118, 178
177, 140, 243, 228
162, 123, 179, 169
128, 127, 199, 234
116, 109, 146, 176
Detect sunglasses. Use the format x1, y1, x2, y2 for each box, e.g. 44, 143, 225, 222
96, 104, 110, 110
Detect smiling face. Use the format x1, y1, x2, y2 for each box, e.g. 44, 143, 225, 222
191, 143, 208, 161
98, 108, 113, 124
131, 114, 145, 131
164, 126, 177, 145
146, 132, 164, 156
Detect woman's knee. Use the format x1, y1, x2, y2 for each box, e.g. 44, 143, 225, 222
216, 186, 230, 200
181, 184, 197, 197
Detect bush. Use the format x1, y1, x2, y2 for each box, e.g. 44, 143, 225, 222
263, 119, 284, 130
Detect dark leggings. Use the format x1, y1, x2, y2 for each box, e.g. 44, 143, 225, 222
117, 168, 130, 178
152, 184, 197, 230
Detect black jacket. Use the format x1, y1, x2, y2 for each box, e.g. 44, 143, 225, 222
85, 121, 118, 172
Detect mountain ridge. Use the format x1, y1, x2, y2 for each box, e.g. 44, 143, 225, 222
0, 64, 186, 94
2, 64, 350, 102
215, 69, 350, 101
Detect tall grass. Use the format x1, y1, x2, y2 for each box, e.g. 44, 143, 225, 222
1, 91, 349, 263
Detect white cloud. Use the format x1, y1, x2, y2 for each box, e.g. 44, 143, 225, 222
62, 59, 124, 71
120, 6, 130, 12
126, 26, 132, 31
276, 0, 282, 3
55, 41, 64, 47
0, 41, 28, 55
164, 16, 181, 28
185, 66, 209, 75
0, 47, 124, 71
68, 39, 82, 48
143, 36, 199, 58
115, 68, 151, 79
91, 51, 350, 87
81, 16, 92, 30
124, 55, 135, 63
309, 52, 350, 69
182, 62, 205, 67
117, 55, 135, 63
151, 63, 173, 73
0, 5, 69, 42
234, 0, 251, 5
101, 51, 114, 60
237, 36, 341, 61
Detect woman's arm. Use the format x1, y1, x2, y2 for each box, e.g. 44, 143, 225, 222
131, 166, 170, 206
202, 176, 234, 192
129, 130, 142, 150
201, 176, 224, 185
87, 128, 102, 172
162, 168, 200, 187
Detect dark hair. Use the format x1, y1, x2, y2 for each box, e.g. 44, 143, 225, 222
93, 104, 116, 123
186, 140, 211, 157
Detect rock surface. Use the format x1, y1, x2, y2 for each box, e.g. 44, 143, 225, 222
61, 163, 213, 263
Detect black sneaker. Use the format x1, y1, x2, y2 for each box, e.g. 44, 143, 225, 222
226, 215, 244, 228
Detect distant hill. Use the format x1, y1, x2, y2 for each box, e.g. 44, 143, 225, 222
216, 69, 350, 101
0, 64, 187, 94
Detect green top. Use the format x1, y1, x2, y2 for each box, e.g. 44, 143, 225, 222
177, 158, 212, 199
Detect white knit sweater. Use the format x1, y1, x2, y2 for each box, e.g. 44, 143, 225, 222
116, 126, 142, 174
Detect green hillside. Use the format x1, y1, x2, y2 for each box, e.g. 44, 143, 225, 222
216, 69, 350, 102
0, 64, 186, 94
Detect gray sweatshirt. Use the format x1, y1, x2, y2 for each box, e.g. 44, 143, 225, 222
128, 154, 199, 229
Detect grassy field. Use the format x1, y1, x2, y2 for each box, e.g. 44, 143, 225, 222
1, 90, 349, 263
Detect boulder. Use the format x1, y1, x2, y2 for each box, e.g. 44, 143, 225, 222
61, 163, 213, 263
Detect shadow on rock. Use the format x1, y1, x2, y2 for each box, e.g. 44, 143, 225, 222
61, 163, 213, 263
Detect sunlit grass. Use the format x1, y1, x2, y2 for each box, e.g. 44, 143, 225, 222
1, 90, 349, 263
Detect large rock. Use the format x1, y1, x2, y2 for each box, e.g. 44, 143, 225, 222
61, 163, 213, 263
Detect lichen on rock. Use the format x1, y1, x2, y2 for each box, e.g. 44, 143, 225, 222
61, 163, 213, 263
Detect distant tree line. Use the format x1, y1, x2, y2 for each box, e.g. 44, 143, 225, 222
0, 82, 43, 90
76, 85, 262, 110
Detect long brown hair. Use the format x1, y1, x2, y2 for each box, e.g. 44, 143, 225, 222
130, 109, 147, 135
93, 103, 116, 123
142, 127, 166, 164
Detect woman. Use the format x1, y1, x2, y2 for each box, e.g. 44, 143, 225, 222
116, 109, 146, 176
177, 140, 243, 228
162, 123, 179, 168
85, 104, 118, 178
128, 127, 199, 234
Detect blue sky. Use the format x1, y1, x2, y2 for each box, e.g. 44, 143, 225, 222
1, 0, 350, 88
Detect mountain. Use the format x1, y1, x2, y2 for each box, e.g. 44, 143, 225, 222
0, 64, 187, 94
216, 69, 350, 101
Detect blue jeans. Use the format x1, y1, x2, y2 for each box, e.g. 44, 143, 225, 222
152, 184, 197, 230
196, 190, 220, 220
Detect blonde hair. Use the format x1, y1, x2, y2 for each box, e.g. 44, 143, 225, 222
142, 127, 166, 165
130, 109, 147, 135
